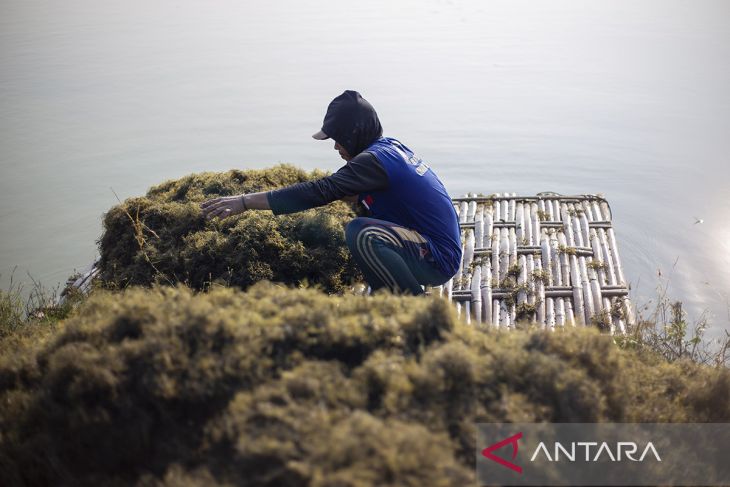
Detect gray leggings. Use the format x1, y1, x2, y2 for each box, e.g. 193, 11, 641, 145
344, 217, 451, 295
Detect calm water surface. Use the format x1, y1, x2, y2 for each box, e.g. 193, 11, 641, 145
1, 0, 728, 338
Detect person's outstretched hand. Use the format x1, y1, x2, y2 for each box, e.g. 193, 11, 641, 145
200, 195, 247, 220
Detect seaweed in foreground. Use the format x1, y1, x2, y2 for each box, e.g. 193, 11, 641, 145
98, 164, 362, 293
1, 283, 729, 486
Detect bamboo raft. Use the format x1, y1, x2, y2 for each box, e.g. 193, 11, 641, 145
431, 193, 634, 333
61, 192, 633, 333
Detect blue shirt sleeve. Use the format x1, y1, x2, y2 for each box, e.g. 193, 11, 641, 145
266, 151, 389, 215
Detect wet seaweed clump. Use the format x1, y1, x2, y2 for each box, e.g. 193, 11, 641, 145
1, 283, 729, 486
98, 164, 362, 293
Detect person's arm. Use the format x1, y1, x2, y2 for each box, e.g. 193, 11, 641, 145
199, 191, 270, 220
242, 192, 270, 210
200, 152, 388, 220
266, 151, 388, 215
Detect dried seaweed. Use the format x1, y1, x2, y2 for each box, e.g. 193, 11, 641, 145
98, 165, 362, 293
1, 284, 728, 486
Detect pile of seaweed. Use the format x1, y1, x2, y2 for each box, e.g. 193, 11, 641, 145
99, 165, 361, 293
1, 283, 728, 486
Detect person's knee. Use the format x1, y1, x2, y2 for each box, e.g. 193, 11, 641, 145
345, 218, 368, 251
346, 218, 390, 259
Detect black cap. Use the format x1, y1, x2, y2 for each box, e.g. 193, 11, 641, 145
312, 90, 383, 157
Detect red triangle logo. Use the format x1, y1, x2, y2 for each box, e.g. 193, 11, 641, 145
481, 432, 523, 474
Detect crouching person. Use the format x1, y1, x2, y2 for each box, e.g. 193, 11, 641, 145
201, 90, 462, 295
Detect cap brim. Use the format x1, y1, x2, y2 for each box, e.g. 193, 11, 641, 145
312, 130, 329, 140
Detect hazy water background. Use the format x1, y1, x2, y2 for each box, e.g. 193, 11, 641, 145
1, 0, 728, 338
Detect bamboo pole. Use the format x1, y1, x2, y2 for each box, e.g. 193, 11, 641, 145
535, 257, 546, 324
556, 297, 566, 327
561, 203, 575, 249
492, 298, 500, 328
464, 229, 475, 279
526, 254, 536, 306
607, 227, 626, 286
516, 200, 525, 243
459, 201, 468, 224
589, 257, 604, 318
598, 228, 617, 286
589, 228, 607, 285
605, 297, 615, 334
475, 206, 484, 248
557, 231, 570, 286
500, 299, 510, 329
565, 299, 575, 326
580, 211, 591, 248
509, 227, 517, 270
592, 201, 618, 285
491, 226, 500, 287
579, 255, 595, 324
538, 199, 546, 222
453, 267, 462, 292
499, 228, 509, 282
61, 261, 100, 304
467, 200, 477, 222
541, 233, 553, 287
590, 200, 601, 221
599, 200, 613, 221
613, 296, 632, 332
453, 194, 611, 203
455, 229, 469, 291
510, 299, 516, 328
483, 259, 492, 325
531, 202, 540, 245
570, 204, 585, 248
471, 265, 482, 324
581, 200, 594, 221
570, 253, 585, 326
546, 297, 555, 330
517, 254, 528, 308
550, 230, 561, 286
485, 205, 494, 248
545, 198, 555, 221
563, 202, 581, 323
624, 297, 635, 328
